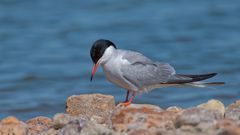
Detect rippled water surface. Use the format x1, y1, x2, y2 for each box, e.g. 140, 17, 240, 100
0, 0, 239, 120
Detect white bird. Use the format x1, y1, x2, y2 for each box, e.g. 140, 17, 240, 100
90, 39, 224, 106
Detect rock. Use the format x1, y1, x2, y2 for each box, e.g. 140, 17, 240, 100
0, 116, 28, 135
52, 119, 115, 135
175, 125, 199, 135
51, 113, 115, 135
225, 100, 240, 122
90, 115, 107, 124
40, 128, 59, 135
157, 130, 176, 135
214, 119, 240, 135
43, 117, 87, 135
27, 116, 53, 135
128, 129, 174, 135
197, 99, 225, 116
176, 108, 223, 128
175, 124, 221, 135
66, 94, 115, 120
59, 120, 83, 135
128, 129, 157, 135
80, 121, 115, 135
112, 104, 178, 133
225, 108, 240, 122
1, 116, 21, 124
116, 103, 162, 111
41, 114, 85, 135
60, 114, 107, 125
166, 106, 183, 114
195, 122, 214, 132
1, 94, 237, 135
227, 100, 240, 110
53, 113, 82, 127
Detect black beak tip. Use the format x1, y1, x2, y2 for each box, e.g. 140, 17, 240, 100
90, 75, 93, 82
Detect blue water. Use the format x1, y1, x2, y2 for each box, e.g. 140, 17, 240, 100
0, 0, 239, 120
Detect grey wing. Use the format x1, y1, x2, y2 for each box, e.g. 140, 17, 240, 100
122, 50, 153, 64
121, 51, 176, 90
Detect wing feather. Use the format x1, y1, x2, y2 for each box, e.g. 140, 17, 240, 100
121, 51, 176, 90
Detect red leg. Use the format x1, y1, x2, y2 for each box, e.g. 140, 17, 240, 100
128, 92, 135, 103
125, 90, 130, 102
121, 92, 135, 107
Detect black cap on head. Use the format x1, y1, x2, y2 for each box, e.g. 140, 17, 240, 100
90, 39, 117, 64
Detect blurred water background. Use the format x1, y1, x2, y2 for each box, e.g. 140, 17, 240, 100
0, 0, 239, 120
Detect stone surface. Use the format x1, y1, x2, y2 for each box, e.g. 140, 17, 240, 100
0, 116, 28, 135
53, 113, 82, 127
195, 122, 214, 133
166, 106, 183, 114
58, 119, 84, 135
227, 100, 240, 110
197, 99, 225, 116
66, 94, 115, 120
225, 108, 240, 122
1, 116, 21, 124
43, 119, 115, 135
112, 104, 177, 133
1, 94, 240, 135
40, 128, 59, 135
80, 121, 115, 135
27, 116, 53, 135
175, 125, 200, 135
51, 113, 116, 135
128, 129, 157, 135
176, 108, 223, 128
214, 119, 240, 135
225, 100, 240, 123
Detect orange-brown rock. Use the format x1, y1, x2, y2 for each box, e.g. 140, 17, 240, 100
112, 104, 178, 133
1, 116, 21, 124
0, 116, 27, 135
27, 116, 53, 135
214, 119, 240, 135
66, 94, 115, 119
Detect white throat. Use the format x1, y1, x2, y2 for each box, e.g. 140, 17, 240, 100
98, 46, 116, 65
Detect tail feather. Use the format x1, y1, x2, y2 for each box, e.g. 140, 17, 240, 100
185, 81, 225, 88
164, 73, 220, 84
177, 73, 217, 82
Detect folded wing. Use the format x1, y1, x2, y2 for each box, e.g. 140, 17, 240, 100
121, 51, 176, 89
121, 51, 221, 90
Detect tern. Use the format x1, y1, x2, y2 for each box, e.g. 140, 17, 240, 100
90, 39, 224, 106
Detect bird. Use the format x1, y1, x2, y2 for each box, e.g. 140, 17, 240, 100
90, 39, 224, 106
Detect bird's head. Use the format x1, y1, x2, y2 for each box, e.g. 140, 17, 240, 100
90, 39, 117, 81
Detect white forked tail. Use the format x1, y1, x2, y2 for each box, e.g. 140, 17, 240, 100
185, 81, 225, 88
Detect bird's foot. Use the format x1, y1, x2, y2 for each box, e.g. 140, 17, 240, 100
118, 91, 135, 107
118, 101, 131, 107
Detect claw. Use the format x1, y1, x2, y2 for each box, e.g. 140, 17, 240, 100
118, 101, 131, 107
118, 91, 135, 107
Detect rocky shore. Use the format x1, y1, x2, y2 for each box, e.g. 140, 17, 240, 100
0, 93, 240, 135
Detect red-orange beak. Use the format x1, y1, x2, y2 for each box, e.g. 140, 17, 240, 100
90, 63, 98, 81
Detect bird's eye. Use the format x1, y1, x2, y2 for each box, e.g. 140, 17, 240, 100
92, 49, 100, 63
